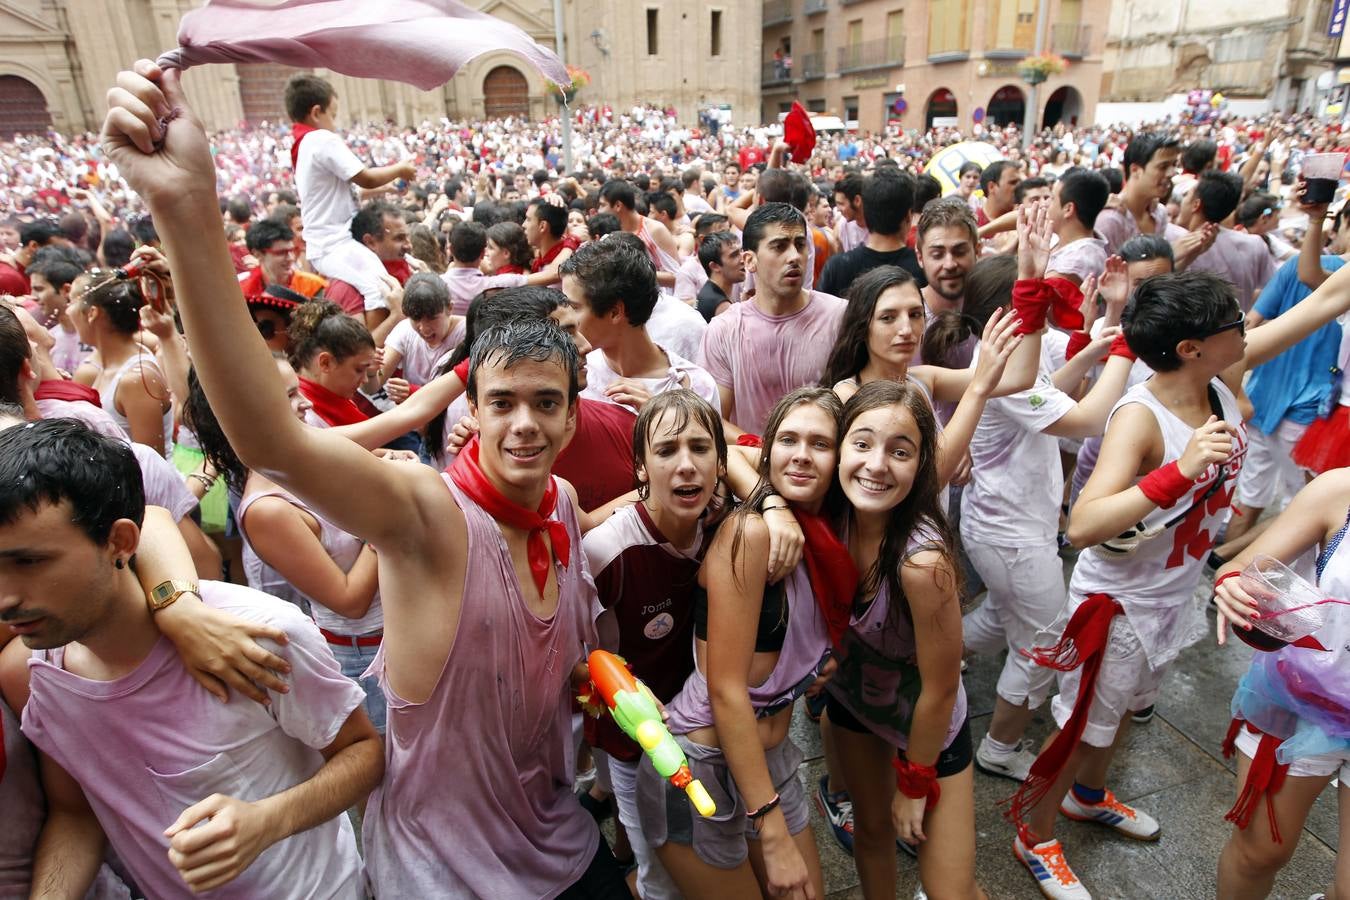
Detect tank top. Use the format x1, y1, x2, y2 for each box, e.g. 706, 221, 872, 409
237, 486, 383, 636
361, 475, 599, 898
665, 561, 832, 733
99, 352, 173, 456
635, 219, 682, 274
826, 520, 967, 751
1068, 378, 1248, 668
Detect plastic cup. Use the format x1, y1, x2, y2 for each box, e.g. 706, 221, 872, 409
1234, 554, 1326, 652
1301, 153, 1346, 204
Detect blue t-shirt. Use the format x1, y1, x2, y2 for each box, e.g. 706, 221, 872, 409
1246, 254, 1345, 433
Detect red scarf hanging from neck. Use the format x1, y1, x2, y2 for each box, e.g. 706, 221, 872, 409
290, 123, 319, 169
34, 379, 101, 406
735, 433, 857, 648
297, 376, 368, 427
447, 438, 570, 596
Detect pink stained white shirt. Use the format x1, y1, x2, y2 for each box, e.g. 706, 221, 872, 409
1094, 202, 1172, 255
1047, 235, 1108, 284
698, 290, 846, 435
581, 345, 721, 415
1187, 227, 1278, 312
20, 581, 367, 900
441, 266, 527, 316
383, 317, 466, 385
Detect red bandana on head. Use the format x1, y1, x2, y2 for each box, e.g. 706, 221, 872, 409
448, 437, 570, 596
783, 101, 817, 165
290, 123, 319, 169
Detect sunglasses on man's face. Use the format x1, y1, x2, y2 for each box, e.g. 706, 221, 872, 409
1199, 315, 1246, 339
256, 319, 279, 340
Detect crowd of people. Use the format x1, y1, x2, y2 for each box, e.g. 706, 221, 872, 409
0, 55, 1348, 900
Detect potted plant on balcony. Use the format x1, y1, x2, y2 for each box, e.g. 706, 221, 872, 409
1018, 52, 1066, 85
547, 65, 591, 104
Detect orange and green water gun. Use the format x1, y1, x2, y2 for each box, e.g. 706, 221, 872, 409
585, 650, 716, 817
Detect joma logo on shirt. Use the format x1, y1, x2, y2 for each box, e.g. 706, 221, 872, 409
640, 598, 673, 616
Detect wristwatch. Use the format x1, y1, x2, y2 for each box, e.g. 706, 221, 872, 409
148, 580, 200, 614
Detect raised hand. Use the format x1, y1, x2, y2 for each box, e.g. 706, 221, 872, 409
969, 306, 1024, 397
1016, 198, 1053, 280
1098, 255, 1129, 324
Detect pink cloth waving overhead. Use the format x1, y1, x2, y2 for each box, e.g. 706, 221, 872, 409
156, 0, 569, 92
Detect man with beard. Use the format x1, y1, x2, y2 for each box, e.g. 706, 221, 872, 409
915, 198, 980, 369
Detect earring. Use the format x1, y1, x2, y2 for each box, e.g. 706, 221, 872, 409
114, 558, 125, 570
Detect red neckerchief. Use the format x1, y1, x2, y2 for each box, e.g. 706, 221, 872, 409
290, 123, 319, 169
383, 258, 412, 286
33, 380, 101, 405
531, 235, 581, 273
498, 264, 527, 275
447, 437, 569, 596
238, 266, 265, 300
1005, 592, 1122, 840
297, 376, 368, 427
734, 433, 858, 648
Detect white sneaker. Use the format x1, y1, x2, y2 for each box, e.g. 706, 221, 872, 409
1014, 833, 1093, 899
1059, 789, 1161, 841
913, 885, 929, 900
975, 736, 1038, 782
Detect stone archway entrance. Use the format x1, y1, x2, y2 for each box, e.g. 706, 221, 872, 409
483, 66, 529, 119
1043, 85, 1084, 128
987, 84, 1026, 127
0, 75, 51, 138
924, 88, 958, 129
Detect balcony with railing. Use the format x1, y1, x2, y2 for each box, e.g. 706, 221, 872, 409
804, 0, 828, 12
838, 36, 905, 73
840, 0, 867, 6
1050, 23, 1092, 58
763, 59, 794, 87
800, 51, 826, 80
763, 0, 792, 27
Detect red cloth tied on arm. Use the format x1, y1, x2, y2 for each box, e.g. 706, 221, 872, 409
736, 434, 763, 448
1108, 334, 1137, 361
1136, 461, 1194, 509
289, 123, 318, 169
298, 376, 369, 427
1004, 593, 1123, 835
33, 380, 101, 406
892, 758, 941, 808
783, 102, 817, 164
453, 358, 470, 384
1064, 330, 1094, 360
447, 437, 570, 597
1011, 278, 1086, 336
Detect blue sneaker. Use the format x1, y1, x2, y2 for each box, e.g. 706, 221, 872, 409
814, 776, 854, 854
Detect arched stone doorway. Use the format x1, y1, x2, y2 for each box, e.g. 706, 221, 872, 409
924, 88, 958, 129
483, 66, 529, 119
0, 75, 51, 138
1043, 85, 1083, 129
987, 84, 1025, 127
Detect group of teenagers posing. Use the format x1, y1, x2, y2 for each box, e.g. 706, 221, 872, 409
2, 59, 1350, 900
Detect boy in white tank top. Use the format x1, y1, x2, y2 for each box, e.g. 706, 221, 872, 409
1009, 266, 1350, 900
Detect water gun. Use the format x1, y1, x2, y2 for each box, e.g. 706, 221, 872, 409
586, 650, 716, 817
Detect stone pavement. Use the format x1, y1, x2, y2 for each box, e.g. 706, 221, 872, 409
788, 577, 1341, 900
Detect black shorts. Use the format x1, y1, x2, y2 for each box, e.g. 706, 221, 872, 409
825, 692, 973, 779
556, 833, 630, 900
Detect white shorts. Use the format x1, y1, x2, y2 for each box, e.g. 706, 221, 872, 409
1233, 726, 1350, 782
963, 541, 1066, 709
310, 237, 389, 311
1235, 419, 1309, 510
1050, 609, 1168, 748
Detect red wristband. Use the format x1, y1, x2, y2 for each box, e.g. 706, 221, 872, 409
453, 358, 470, 383
1214, 570, 1241, 589
1108, 333, 1137, 361
1065, 330, 1093, 360
891, 757, 941, 808
1136, 461, 1195, 509
1011, 279, 1051, 335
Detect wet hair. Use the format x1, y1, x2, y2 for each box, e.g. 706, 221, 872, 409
922, 255, 1015, 368
284, 73, 336, 123
841, 380, 960, 611
698, 231, 739, 276
0, 306, 31, 404
183, 366, 249, 493
1192, 170, 1244, 224
529, 198, 567, 239
599, 179, 639, 211
1057, 168, 1110, 229
101, 228, 135, 268
861, 172, 914, 236
450, 221, 488, 263
1118, 233, 1174, 266
1014, 176, 1049, 204
1123, 270, 1239, 371
0, 417, 144, 542
742, 202, 806, 253
1181, 140, 1218, 175
287, 300, 376, 370
729, 387, 844, 568
587, 212, 621, 239
245, 218, 293, 254
80, 277, 145, 335
913, 174, 943, 213
822, 266, 922, 388
28, 245, 85, 291
916, 196, 979, 248
559, 239, 659, 326
1122, 132, 1180, 178
466, 316, 579, 406
486, 221, 533, 270
402, 272, 451, 321
632, 389, 727, 501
